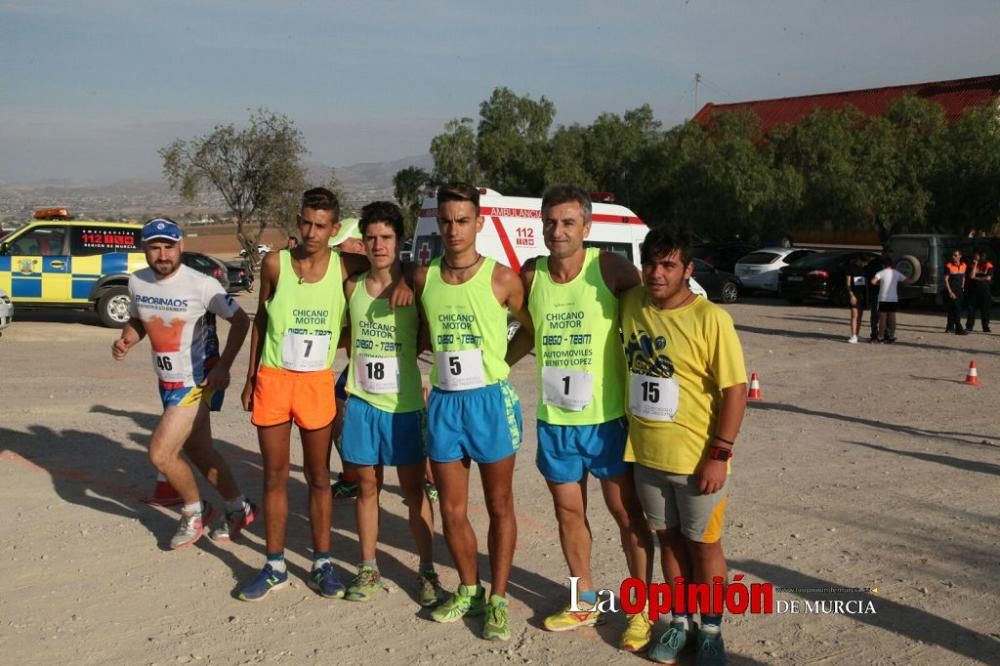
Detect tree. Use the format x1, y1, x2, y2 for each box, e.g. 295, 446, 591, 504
159, 109, 307, 261
430, 118, 479, 185
476, 87, 555, 195
931, 104, 1000, 235
393, 166, 431, 235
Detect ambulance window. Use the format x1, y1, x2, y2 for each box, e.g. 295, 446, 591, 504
9, 226, 67, 256
70, 226, 141, 256
584, 241, 633, 262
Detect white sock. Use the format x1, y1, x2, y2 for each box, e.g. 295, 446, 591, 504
268, 558, 287, 573
313, 557, 332, 570
673, 615, 691, 631
182, 501, 202, 515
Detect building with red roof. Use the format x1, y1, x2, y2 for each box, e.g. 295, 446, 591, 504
693, 74, 1000, 132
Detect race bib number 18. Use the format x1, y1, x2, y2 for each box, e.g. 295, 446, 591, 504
434, 349, 485, 391
282, 331, 330, 372
355, 354, 400, 394
628, 373, 680, 421
541, 367, 593, 411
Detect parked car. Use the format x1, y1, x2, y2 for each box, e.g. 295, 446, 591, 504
778, 250, 879, 305
0, 288, 13, 336
692, 259, 742, 304
225, 259, 254, 293
180, 251, 230, 291
735, 247, 817, 293
0, 219, 145, 327
690, 241, 759, 274
885, 234, 964, 304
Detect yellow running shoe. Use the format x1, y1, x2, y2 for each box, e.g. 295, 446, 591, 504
543, 601, 601, 632
620, 611, 652, 652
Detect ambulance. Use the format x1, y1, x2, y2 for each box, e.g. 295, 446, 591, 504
412, 188, 706, 295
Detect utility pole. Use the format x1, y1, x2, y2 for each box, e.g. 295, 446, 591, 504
694, 72, 702, 115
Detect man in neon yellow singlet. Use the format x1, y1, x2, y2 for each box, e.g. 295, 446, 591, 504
339, 201, 445, 607
506, 185, 654, 650
415, 184, 531, 641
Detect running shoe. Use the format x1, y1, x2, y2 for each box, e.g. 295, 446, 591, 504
417, 569, 448, 607
620, 611, 653, 652
424, 480, 439, 503
695, 626, 727, 666
169, 501, 217, 549
345, 565, 382, 602
847, 335, 858, 344
238, 563, 289, 602
482, 595, 511, 641
649, 620, 697, 664
430, 584, 486, 623
210, 500, 257, 542
309, 561, 346, 599
331, 473, 359, 500
543, 601, 601, 632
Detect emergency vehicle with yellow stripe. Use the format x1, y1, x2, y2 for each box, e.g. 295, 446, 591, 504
412, 188, 706, 295
0, 216, 145, 328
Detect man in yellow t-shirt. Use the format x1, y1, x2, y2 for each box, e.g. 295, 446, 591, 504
620, 227, 747, 664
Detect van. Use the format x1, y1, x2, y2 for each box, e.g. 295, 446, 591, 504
412, 188, 707, 298
0, 219, 146, 327
886, 234, 965, 304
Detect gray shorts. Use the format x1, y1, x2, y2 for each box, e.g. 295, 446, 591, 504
633, 463, 729, 543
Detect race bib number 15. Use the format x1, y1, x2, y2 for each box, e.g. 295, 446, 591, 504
628, 373, 680, 421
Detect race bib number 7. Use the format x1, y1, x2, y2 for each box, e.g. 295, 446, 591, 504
282, 331, 331, 372
541, 367, 593, 411
628, 373, 680, 421
434, 349, 485, 391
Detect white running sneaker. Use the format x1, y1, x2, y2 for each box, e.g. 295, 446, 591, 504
847, 335, 859, 344
170, 501, 217, 549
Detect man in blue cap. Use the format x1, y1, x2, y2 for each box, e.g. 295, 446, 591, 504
112, 218, 255, 549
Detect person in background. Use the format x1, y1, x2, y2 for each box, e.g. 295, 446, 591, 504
845, 255, 870, 344
863, 255, 883, 343
965, 249, 993, 333
871, 254, 906, 344
944, 250, 968, 335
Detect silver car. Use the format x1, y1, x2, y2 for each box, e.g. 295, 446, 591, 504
735, 247, 816, 293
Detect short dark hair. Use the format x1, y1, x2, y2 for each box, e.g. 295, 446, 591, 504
436, 183, 480, 214
301, 187, 339, 218
640, 226, 692, 266
541, 184, 592, 222
359, 200, 405, 239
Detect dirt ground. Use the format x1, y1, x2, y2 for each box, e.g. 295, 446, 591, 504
1, 295, 998, 665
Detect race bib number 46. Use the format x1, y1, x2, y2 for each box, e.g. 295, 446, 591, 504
152, 350, 190, 383
628, 373, 680, 421
282, 331, 330, 372
434, 349, 485, 391
541, 367, 593, 411
355, 354, 400, 394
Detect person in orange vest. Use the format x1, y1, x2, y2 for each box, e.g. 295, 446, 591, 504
943, 250, 968, 335
965, 249, 993, 333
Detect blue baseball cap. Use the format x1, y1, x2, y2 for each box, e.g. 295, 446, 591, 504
142, 218, 183, 242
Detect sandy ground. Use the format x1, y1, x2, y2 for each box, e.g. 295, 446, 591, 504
1, 295, 999, 666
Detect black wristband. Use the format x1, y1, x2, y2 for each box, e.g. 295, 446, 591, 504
714, 435, 735, 446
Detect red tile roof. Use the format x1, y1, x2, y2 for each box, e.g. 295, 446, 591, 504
693, 74, 1000, 132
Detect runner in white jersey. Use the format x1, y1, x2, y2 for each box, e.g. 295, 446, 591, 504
112, 218, 255, 550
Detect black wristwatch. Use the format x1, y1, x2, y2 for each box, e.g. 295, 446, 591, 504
709, 446, 732, 462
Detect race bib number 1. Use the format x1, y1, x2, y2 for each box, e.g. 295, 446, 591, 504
541, 367, 593, 411
628, 373, 680, 421
282, 331, 330, 372
434, 349, 486, 390
152, 351, 190, 383
355, 354, 400, 394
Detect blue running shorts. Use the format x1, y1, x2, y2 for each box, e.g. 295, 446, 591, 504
427, 380, 522, 464
536, 417, 629, 483
159, 385, 224, 411
341, 396, 426, 467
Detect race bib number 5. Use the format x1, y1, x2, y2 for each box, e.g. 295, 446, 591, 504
282, 331, 331, 372
628, 373, 680, 421
541, 367, 593, 411
434, 349, 485, 390
355, 354, 400, 394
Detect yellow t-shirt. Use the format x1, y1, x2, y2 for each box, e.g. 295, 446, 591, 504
621, 288, 746, 474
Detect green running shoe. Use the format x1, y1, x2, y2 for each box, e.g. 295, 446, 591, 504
417, 569, 448, 607
695, 627, 727, 666
649, 620, 696, 664
345, 565, 382, 602
430, 584, 486, 623
482, 595, 511, 641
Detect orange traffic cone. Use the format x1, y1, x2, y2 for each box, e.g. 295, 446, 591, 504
747, 373, 763, 400
964, 360, 979, 386
141, 473, 184, 507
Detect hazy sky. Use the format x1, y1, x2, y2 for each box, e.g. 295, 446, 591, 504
2, 0, 998, 183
